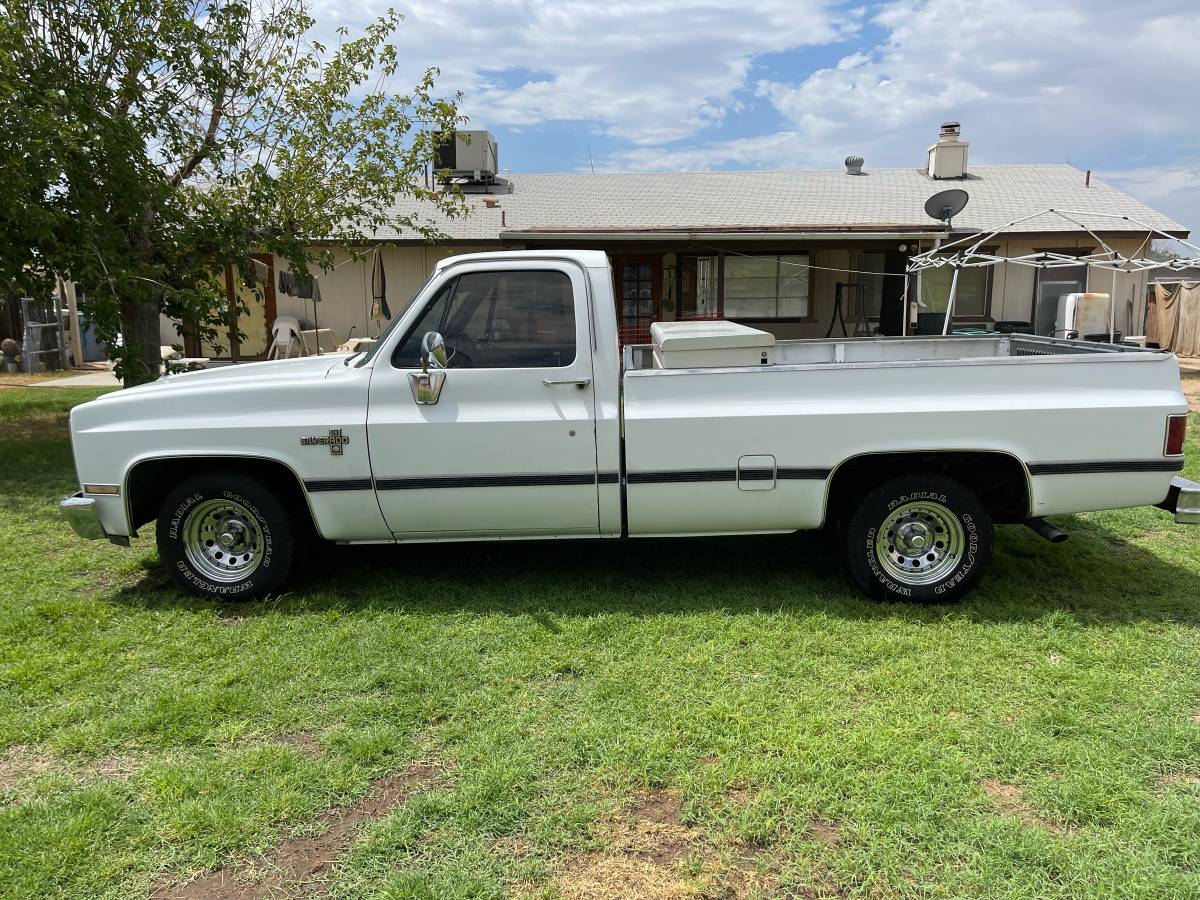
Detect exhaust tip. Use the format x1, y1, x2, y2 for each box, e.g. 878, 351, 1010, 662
1025, 517, 1069, 543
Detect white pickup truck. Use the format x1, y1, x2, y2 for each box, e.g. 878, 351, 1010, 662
61, 249, 1197, 602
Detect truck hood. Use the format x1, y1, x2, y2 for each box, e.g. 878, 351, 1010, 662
70, 354, 357, 431
119, 354, 350, 396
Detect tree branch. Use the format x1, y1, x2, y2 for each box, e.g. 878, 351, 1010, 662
171, 87, 225, 185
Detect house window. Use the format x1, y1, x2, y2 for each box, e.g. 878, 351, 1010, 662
680, 253, 811, 320
919, 255, 993, 319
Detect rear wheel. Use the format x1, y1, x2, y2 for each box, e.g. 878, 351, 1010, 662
156, 472, 297, 599
844, 473, 992, 603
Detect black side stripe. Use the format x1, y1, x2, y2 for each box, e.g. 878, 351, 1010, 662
1027, 459, 1184, 476
375, 472, 600, 490
304, 478, 374, 492
304, 468, 832, 492
778, 467, 833, 480
627, 469, 736, 484
739, 469, 775, 481
627, 467, 832, 484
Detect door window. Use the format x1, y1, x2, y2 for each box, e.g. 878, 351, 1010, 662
620, 259, 656, 323
392, 270, 576, 369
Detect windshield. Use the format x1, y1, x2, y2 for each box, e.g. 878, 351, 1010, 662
352, 272, 435, 367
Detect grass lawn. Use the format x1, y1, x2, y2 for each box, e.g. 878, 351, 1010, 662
1, 386, 1199, 899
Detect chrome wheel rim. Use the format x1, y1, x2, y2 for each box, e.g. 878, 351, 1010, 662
181, 498, 264, 583
876, 500, 964, 586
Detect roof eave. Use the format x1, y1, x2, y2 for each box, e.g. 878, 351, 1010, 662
500, 228, 946, 242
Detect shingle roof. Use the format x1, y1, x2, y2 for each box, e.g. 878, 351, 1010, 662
375, 164, 1187, 241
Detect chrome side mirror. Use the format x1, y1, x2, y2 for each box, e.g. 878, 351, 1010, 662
409, 331, 447, 405
421, 331, 448, 370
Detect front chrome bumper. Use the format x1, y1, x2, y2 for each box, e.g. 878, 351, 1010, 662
60, 492, 109, 540
1157, 476, 1200, 524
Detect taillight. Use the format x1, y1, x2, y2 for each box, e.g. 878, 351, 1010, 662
1166, 415, 1187, 456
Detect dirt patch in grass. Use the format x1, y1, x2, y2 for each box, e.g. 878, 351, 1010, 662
1160, 772, 1200, 787
6, 411, 71, 441
154, 761, 446, 899
87, 753, 144, 782
1181, 372, 1200, 412
0, 745, 59, 792
982, 779, 1066, 834
0, 744, 147, 799
490, 835, 533, 858
806, 820, 843, 848
543, 790, 701, 898
519, 789, 819, 900
630, 789, 684, 826
724, 784, 755, 809
275, 732, 322, 758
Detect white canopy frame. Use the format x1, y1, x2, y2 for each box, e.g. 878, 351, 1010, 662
906, 209, 1200, 340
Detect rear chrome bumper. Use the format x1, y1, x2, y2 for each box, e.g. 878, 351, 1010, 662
60, 492, 110, 540
1157, 476, 1200, 524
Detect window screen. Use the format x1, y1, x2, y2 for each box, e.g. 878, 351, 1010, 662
722, 254, 810, 319
392, 270, 576, 369
920, 262, 991, 318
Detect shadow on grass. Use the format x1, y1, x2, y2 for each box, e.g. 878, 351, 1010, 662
110, 513, 1200, 627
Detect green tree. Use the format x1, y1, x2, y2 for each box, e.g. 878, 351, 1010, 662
0, 0, 465, 385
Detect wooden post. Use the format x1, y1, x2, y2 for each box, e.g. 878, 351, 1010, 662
57, 278, 83, 369
63, 279, 85, 368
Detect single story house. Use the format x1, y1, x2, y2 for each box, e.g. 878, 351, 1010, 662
184, 123, 1189, 359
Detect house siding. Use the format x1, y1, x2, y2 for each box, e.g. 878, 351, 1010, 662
163, 233, 1157, 355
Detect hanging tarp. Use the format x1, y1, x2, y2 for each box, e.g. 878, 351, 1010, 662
1153, 282, 1200, 358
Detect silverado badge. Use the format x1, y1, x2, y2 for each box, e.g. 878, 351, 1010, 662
301, 428, 350, 456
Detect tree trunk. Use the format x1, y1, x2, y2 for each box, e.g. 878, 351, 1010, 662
119, 295, 162, 387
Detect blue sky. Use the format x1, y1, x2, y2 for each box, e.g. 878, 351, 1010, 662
316, 0, 1200, 233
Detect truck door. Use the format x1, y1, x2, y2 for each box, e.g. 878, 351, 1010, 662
366, 261, 600, 537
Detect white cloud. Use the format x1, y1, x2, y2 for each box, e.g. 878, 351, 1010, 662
1100, 164, 1200, 238
310, 0, 1200, 228
599, 0, 1200, 227
311, 0, 858, 146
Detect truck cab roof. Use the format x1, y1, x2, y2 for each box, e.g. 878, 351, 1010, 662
434, 249, 611, 273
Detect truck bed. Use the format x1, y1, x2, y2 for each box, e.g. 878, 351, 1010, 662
620, 334, 1184, 537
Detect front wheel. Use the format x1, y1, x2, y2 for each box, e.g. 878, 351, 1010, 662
844, 473, 992, 603
156, 472, 298, 599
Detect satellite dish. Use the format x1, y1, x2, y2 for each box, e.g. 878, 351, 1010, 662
924, 188, 969, 225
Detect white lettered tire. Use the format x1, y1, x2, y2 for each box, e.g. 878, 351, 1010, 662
844, 473, 992, 603
156, 472, 297, 599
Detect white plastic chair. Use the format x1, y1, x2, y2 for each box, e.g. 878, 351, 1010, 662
268, 316, 303, 359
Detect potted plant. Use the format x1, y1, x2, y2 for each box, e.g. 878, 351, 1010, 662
1, 339, 19, 373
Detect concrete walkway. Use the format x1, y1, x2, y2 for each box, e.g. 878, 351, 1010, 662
31, 370, 122, 388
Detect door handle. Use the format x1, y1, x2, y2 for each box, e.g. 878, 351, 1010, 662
543, 377, 591, 389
